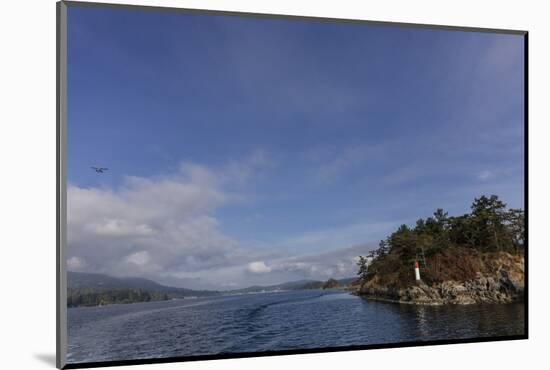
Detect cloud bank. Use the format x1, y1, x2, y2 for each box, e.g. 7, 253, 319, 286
67, 155, 376, 289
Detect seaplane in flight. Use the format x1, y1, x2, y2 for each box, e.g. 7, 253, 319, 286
91, 166, 109, 173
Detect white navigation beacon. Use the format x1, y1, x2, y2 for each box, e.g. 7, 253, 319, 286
414, 260, 421, 281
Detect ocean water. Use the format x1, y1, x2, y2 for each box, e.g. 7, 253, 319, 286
67, 289, 525, 364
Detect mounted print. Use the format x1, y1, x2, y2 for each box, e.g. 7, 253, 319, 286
56, 1, 528, 368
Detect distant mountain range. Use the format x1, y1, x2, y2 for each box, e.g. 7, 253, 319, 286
67, 271, 357, 307
68, 271, 217, 297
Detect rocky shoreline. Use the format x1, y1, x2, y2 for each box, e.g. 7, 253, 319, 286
356, 254, 524, 305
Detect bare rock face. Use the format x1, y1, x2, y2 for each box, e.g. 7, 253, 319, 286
358, 254, 524, 305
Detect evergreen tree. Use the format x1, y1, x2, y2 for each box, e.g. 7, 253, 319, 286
356, 255, 369, 281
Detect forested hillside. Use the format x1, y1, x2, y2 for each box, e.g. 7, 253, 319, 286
67, 272, 219, 307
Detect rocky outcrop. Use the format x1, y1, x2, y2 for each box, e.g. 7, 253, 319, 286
357, 253, 524, 305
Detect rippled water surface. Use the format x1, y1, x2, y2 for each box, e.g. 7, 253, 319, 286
67, 289, 524, 364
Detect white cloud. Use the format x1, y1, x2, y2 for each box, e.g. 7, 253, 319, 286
125, 251, 150, 266
276, 221, 396, 253
87, 219, 155, 237
67, 153, 384, 289
222, 149, 272, 185
67, 256, 85, 270
247, 261, 272, 274
266, 243, 375, 281
67, 158, 263, 286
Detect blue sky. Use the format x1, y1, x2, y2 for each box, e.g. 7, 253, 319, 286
66, 5, 524, 289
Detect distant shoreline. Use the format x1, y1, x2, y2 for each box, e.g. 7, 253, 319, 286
67, 272, 355, 307
67, 287, 352, 308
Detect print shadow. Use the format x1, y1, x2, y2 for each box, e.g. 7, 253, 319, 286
34, 353, 56, 367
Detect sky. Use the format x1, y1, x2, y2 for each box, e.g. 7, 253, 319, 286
66, 5, 525, 290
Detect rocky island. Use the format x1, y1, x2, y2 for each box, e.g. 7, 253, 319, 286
354, 195, 525, 305
322, 278, 342, 289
